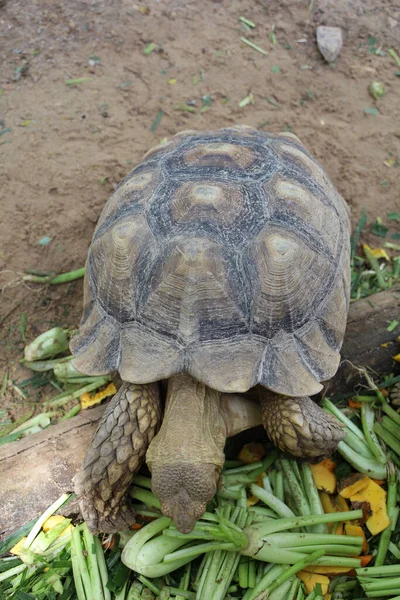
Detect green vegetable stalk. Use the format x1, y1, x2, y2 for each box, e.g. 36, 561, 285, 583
24, 327, 70, 361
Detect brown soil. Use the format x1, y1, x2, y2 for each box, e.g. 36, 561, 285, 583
0, 0, 399, 415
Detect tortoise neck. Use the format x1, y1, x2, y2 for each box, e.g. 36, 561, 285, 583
146, 373, 226, 468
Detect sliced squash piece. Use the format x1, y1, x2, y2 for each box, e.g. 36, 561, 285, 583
303, 565, 353, 575
10, 537, 27, 556
319, 458, 336, 471
339, 474, 369, 498
344, 523, 368, 554
297, 571, 329, 595
42, 515, 67, 532
334, 495, 350, 512
238, 442, 265, 464
319, 491, 336, 514
311, 462, 337, 494
348, 478, 390, 535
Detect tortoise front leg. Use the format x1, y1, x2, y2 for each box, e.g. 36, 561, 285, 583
74, 382, 162, 533
258, 389, 346, 461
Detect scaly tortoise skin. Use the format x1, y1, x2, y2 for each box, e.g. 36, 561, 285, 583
71, 125, 350, 533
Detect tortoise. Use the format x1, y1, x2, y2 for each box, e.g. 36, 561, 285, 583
71, 125, 351, 534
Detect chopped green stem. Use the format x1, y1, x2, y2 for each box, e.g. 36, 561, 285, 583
381, 416, 400, 439
131, 487, 161, 509
249, 484, 295, 519
0, 563, 26, 583
164, 588, 194, 599
323, 398, 366, 440
133, 475, 153, 490
247, 509, 363, 538
61, 404, 81, 419
138, 575, 161, 595
266, 549, 325, 595
266, 532, 362, 547
357, 565, 400, 577
23, 267, 85, 285
361, 402, 388, 463
164, 542, 238, 563
300, 463, 327, 533
44, 377, 111, 406
337, 440, 388, 479
375, 464, 398, 567
246, 564, 287, 600
278, 459, 310, 520
24, 355, 74, 372
375, 423, 400, 456
94, 535, 111, 600
361, 577, 400, 590
71, 526, 93, 600
381, 402, 400, 427
275, 469, 284, 503
82, 524, 105, 600
23, 493, 70, 549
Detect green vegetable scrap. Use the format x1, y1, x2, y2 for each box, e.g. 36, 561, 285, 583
369, 81, 386, 100
143, 43, 157, 56
65, 78, 92, 85
240, 38, 268, 55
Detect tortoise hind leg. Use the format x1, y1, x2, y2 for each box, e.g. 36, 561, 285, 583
74, 382, 161, 533
258, 389, 346, 461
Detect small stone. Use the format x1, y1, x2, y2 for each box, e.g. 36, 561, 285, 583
316, 26, 343, 63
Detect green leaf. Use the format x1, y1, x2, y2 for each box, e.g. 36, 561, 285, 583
65, 78, 91, 85
143, 42, 157, 55
364, 107, 379, 116
371, 221, 388, 237
150, 110, 164, 132
387, 320, 399, 332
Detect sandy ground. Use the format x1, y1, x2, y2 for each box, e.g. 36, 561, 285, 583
0, 0, 399, 415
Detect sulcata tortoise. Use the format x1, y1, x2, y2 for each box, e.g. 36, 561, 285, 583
71, 125, 351, 534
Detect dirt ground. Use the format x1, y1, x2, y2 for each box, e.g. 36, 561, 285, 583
0, 0, 400, 415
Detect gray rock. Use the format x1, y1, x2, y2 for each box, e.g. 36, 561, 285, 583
316, 26, 343, 63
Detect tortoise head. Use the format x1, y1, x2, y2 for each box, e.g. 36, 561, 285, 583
151, 463, 220, 533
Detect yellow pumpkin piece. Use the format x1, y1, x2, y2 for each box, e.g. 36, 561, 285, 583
349, 479, 390, 535
319, 491, 339, 533
297, 571, 329, 595
334, 495, 350, 512
10, 537, 27, 556
332, 522, 344, 536
339, 474, 369, 498
363, 244, 390, 261
238, 442, 265, 464
320, 458, 336, 471
42, 515, 67, 532
344, 523, 368, 554
311, 462, 337, 493
81, 383, 117, 409
319, 491, 336, 514
303, 565, 353, 575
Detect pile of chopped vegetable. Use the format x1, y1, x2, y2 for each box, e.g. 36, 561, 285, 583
1, 211, 399, 598
2, 374, 400, 599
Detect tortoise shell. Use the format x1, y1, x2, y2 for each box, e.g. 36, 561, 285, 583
70, 126, 351, 396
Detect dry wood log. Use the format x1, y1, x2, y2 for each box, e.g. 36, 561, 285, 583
1, 288, 399, 540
